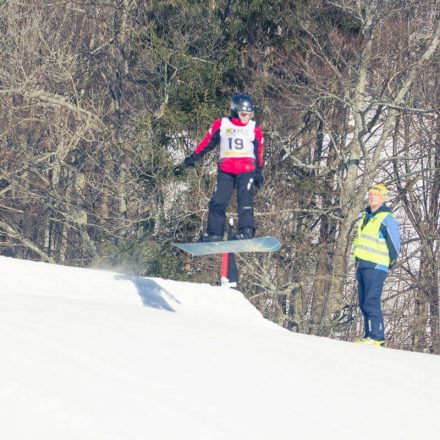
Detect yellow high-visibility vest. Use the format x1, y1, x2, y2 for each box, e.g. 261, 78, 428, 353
353, 212, 391, 266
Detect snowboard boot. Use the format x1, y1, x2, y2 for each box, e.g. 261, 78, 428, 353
198, 233, 223, 243
231, 227, 255, 240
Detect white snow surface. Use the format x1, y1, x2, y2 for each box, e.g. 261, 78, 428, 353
1, 256, 439, 440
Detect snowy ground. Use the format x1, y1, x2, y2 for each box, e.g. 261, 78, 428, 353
0, 256, 439, 440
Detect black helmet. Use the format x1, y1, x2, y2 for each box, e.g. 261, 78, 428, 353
230, 93, 255, 116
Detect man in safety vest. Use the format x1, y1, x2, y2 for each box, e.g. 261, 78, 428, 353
353, 184, 400, 346
174, 93, 264, 242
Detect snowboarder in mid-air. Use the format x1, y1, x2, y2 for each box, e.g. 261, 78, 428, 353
174, 93, 264, 242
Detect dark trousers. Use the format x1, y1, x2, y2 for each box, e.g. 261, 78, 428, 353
356, 268, 387, 340
207, 171, 255, 236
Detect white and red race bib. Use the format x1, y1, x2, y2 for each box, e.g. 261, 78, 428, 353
219, 117, 256, 160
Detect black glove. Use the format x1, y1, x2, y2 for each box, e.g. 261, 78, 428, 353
184, 153, 200, 168
253, 168, 264, 189
173, 153, 200, 177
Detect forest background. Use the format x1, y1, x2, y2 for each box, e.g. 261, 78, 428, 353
1, 0, 439, 353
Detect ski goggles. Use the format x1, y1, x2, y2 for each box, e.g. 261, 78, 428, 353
239, 111, 253, 117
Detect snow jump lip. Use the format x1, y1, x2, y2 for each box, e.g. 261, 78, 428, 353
173, 236, 282, 256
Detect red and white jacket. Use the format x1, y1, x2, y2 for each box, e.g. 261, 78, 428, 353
194, 117, 264, 175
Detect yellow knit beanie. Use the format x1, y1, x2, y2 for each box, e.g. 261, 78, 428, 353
368, 183, 388, 201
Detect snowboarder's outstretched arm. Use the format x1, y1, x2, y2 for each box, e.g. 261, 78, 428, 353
173, 119, 221, 176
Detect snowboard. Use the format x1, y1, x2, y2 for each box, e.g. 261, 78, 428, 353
173, 236, 281, 257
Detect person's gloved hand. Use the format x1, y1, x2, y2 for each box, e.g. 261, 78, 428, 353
184, 153, 199, 168
173, 153, 200, 177
253, 168, 264, 189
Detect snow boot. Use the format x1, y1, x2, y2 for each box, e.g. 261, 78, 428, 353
354, 337, 385, 347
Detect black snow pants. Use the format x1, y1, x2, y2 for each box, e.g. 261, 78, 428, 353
207, 170, 255, 237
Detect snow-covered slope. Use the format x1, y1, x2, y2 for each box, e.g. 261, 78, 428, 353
0, 256, 439, 440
